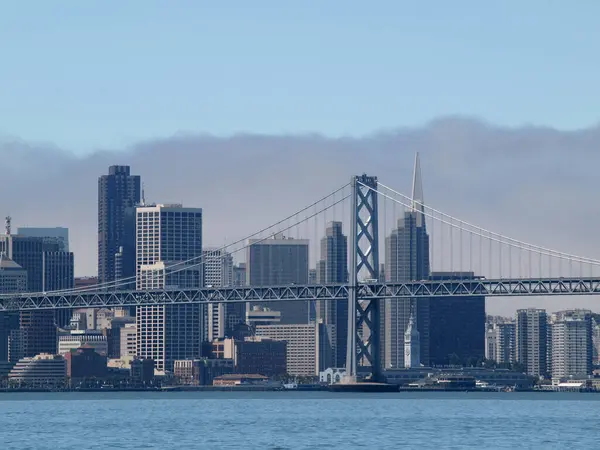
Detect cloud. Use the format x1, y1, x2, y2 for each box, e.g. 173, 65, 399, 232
2, 116, 600, 317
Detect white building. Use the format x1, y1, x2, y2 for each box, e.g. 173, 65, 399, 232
135, 204, 205, 372
120, 323, 137, 358
319, 367, 346, 385
203, 248, 233, 341
57, 330, 108, 356
8, 353, 66, 387
485, 320, 516, 364
551, 310, 593, 381
404, 314, 420, 368
255, 322, 335, 376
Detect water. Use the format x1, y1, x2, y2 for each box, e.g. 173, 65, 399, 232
1, 391, 598, 449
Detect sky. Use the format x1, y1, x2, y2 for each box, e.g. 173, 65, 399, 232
1, 2, 600, 317
1, 1, 600, 152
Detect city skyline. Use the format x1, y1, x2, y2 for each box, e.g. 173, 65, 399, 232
3, 120, 600, 318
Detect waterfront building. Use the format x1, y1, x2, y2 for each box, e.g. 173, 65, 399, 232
135, 203, 204, 372
551, 309, 593, 381
404, 313, 420, 368
64, 346, 108, 379
255, 322, 335, 376
516, 308, 548, 377
485, 318, 516, 365
428, 272, 485, 366
235, 337, 287, 377
8, 353, 66, 387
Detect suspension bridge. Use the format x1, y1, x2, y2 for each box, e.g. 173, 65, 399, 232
2, 156, 600, 381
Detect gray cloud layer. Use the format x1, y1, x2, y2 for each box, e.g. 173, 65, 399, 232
2, 117, 599, 316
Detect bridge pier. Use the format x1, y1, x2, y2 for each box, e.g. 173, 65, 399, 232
345, 174, 381, 382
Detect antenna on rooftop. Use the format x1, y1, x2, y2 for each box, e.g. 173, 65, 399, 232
5, 216, 11, 235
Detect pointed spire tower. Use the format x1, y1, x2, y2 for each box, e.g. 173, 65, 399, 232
411, 152, 425, 227
404, 304, 420, 368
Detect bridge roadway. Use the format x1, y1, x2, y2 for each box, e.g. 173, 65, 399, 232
2, 277, 600, 311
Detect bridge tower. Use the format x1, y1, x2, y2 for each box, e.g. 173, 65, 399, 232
346, 174, 381, 381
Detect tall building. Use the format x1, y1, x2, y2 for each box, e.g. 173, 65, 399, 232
428, 272, 485, 366
485, 318, 516, 365
383, 153, 430, 368
316, 221, 348, 367
0, 254, 27, 361
98, 165, 141, 286
246, 235, 309, 324
203, 248, 233, 341
0, 223, 70, 358
135, 203, 204, 372
17, 227, 69, 252
516, 308, 548, 377
550, 309, 593, 381
404, 313, 420, 368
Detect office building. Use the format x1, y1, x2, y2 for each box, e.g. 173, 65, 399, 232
551, 310, 593, 381
17, 227, 69, 252
316, 221, 348, 367
203, 248, 233, 341
247, 235, 309, 324
118, 322, 137, 358
246, 306, 281, 326
0, 254, 26, 361
57, 329, 108, 356
383, 153, 430, 368
135, 203, 204, 372
235, 337, 287, 377
98, 165, 141, 286
516, 308, 548, 377
64, 347, 108, 380
485, 318, 516, 365
8, 354, 66, 387
255, 322, 335, 376
428, 272, 485, 366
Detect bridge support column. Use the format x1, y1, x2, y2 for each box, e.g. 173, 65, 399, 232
346, 174, 381, 382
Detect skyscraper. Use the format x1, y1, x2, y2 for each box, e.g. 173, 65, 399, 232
383, 153, 430, 368
550, 309, 593, 381
135, 203, 204, 372
246, 235, 309, 324
98, 165, 141, 287
428, 272, 485, 366
516, 308, 548, 377
203, 248, 233, 341
316, 221, 348, 367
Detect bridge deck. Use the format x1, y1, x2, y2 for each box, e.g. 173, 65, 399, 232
1, 277, 600, 311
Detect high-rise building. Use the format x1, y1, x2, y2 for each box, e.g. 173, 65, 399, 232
98, 165, 141, 287
0, 254, 27, 361
383, 154, 430, 368
203, 248, 233, 341
485, 317, 516, 365
17, 227, 69, 252
0, 223, 69, 358
516, 308, 548, 377
246, 235, 309, 324
428, 272, 485, 366
135, 203, 204, 372
316, 221, 348, 367
550, 309, 593, 381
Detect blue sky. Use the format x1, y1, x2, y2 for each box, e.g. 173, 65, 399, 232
1, 1, 599, 154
